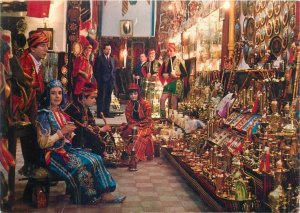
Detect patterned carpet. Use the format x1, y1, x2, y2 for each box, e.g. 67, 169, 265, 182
1, 142, 212, 213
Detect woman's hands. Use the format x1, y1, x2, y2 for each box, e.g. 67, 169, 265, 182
61, 124, 76, 136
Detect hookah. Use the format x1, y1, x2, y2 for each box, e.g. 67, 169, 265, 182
128, 127, 138, 171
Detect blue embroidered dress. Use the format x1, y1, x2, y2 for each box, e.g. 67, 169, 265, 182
36, 108, 116, 204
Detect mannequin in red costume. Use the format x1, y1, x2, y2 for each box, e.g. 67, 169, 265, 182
72, 36, 94, 96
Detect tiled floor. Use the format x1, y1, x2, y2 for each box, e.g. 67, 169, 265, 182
2, 143, 212, 213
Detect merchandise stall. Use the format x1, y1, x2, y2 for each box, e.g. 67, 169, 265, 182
155, 0, 299, 212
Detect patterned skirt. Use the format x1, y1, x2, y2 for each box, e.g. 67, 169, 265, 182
48, 146, 116, 204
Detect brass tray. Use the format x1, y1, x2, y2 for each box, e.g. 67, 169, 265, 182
266, 19, 273, 38
273, 1, 281, 16
260, 28, 266, 42
266, 1, 273, 19
273, 17, 281, 35
282, 28, 288, 50
282, 2, 289, 27
260, 10, 266, 27
235, 1, 241, 20
244, 17, 255, 41
290, 15, 296, 30
234, 21, 241, 42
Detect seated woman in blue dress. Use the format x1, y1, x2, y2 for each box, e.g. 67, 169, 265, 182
36, 80, 126, 204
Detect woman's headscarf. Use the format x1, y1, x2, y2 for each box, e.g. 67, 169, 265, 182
40, 80, 67, 109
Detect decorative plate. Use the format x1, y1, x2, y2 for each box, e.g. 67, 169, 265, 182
274, 2, 281, 16
68, 21, 79, 32
235, 1, 241, 20
243, 42, 250, 62
61, 76, 68, 85
247, 45, 255, 67
289, 2, 295, 15
290, 15, 296, 30
68, 34, 77, 42
245, 17, 255, 41
68, 7, 80, 21
255, 0, 260, 13
61, 66, 68, 75
260, 1, 267, 10
273, 17, 281, 35
248, 1, 255, 16
289, 31, 295, 45
255, 31, 261, 45
269, 36, 282, 57
266, 19, 273, 38
242, 1, 248, 16
260, 28, 266, 42
282, 3, 289, 27
282, 28, 288, 50
255, 16, 260, 29
72, 41, 82, 57
260, 10, 266, 27
234, 22, 241, 42
266, 2, 273, 18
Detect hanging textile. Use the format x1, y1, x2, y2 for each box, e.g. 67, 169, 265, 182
122, 0, 129, 16
27, 0, 50, 18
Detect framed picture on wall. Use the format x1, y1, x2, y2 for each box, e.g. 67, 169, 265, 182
37, 28, 53, 50
120, 20, 133, 37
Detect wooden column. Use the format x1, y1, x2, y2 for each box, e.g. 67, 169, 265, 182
228, 0, 235, 59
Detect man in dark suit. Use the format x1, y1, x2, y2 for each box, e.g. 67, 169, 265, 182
94, 43, 116, 118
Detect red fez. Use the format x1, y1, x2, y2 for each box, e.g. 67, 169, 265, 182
167, 43, 176, 52
27, 30, 49, 47
148, 49, 155, 54
128, 83, 140, 92
79, 36, 92, 49
81, 82, 98, 96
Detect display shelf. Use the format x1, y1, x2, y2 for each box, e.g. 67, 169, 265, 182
162, 147, 258, 212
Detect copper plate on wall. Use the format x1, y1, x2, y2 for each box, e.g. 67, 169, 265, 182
255, 16, 260, 29
273, 2, 281, 16
235, 1, 241, 20
61, 66, 68, 75
282, 28, 288, 50
243, 42, 250, 62
247, 45, 255, 67
266, 19, 273, 38
290, 15, 296, 30
289, 2, 295, 15
269, 36, 282, 57
72, 41, 82, 57
245, 17, 255, 41
260, 10, 266, 27
273, 17, 281, 35
266, 2, 273, 19
282, 3, 289, 27
234, 22, 241, 42
255, 0, 260, 13
260, 1, 267, 10
248, 1, 255, 16
260, 28, 266, 42
255, 31, 261, 45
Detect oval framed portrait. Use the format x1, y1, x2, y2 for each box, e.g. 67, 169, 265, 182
72, 41, 82, 57
266, 2, 273, 19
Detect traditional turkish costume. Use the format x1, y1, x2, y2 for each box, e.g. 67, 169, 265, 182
36, 80, 116, 204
